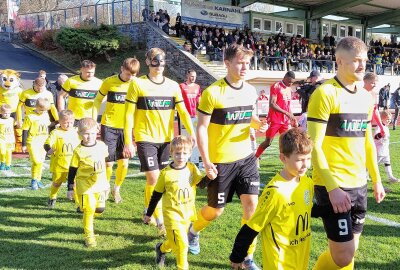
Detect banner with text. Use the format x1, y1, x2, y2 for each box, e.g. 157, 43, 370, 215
181, 0, 243, 29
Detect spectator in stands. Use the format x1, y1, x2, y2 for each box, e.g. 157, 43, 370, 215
175, 13, 182, 37
142, 7, 149, 21
161, 19, 169, 35
153, 14, 162, 27
329, 35, 335, 46
206, 40, 215, 61
191, 37, 202, 56
375, 53, 383, 75
183, 41, 191, 53
323, 33, 330, 47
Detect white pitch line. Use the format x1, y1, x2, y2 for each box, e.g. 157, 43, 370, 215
0, 183, 51, 193
390, 141, 400, 144
366, 214, 400, 228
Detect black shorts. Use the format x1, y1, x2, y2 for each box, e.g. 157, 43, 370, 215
207, 154, 260, 208
312, 185, 367, 242
101, 125, 125, 162
136, 142, 170, 172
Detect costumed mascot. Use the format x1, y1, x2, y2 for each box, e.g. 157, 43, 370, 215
0, 69, 23, 152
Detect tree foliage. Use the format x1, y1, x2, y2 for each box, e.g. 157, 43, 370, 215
56, 24, 131, 61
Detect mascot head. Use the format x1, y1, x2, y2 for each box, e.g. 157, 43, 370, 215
0, 69, 21, 90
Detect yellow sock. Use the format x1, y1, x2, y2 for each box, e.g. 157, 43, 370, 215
192, 210, 212, 233
74, 188, 80, 208
6, 150, 12, 166
106, 166, 113, 182
144, 183, 155, 208
32, 163, 43, 180
49, 184, 60, 200
115, 160, 128, 187
241, 218, 257, 256
83, 210, 95, 238
313, 250, 341, 270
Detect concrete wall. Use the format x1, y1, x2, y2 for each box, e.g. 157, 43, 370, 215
117, 22, 219, 89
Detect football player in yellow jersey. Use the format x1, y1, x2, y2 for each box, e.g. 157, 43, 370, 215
230, 128, 313, 270
16, 77, 59, 128
144, 136, 216, 269
308, 37, 385, 270
22, 98, 51, 190
93, 58, 140, 203
123, 48, 196, 235
58, 60, 102, 123
190, 44, 267, 269
45, 110, 80, 208
0, 104, 15, 170
66, 118, 109, 248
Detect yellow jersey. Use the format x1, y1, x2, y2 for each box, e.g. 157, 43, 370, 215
0, 85, 22, 112
0, 117, 15, 150
94, 74, 130, 129
125, 75, 188, 143
247, 173, 313, 270
62, 75, 103, 120
307, 77, 377, 190
18, 88, 58, 122
46, 127, 80, 172
154, 162, 203, 229
197, 78, 258, 163
22, 112, 51, 145
70, 141, 109, 195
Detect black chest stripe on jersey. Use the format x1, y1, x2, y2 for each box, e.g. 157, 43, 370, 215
136, 96, 175, 110
25, 98, 36, 107
210, 106, 253, 125
107, 92, 126, 104
69, 89, 98, 99
326, 113, 369, 137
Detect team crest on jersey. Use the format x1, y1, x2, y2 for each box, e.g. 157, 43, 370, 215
304, 189, 310, 205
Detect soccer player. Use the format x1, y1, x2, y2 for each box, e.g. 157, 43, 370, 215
45, 110, 80, 208
0, 104, 15, 170
189, 44, 267, 270
16, 77, 58, 128
230, 128, 313, 270
363, 72, 385, 137
57, 60, 103, 124
93, 58, 140, 203
179, 69, 201, 118
67, 118, 109, 248
22, 97, 51, 190
255, 71, 297, 159
374, 110, 399, 183
308, 37, 386, 269
123, 48, 196, 236
144, 136, 216, 269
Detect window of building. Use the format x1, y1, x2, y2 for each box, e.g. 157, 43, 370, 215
340, 25, 346, 37
331, 23, 338, 36
355, 28, 361, 39
253, 18, 261, 30
275, 21, 283, 32
263, 19, 272, 31
322, 23, 330, 36
297, 24, 304, 36
286, 23, 294, 34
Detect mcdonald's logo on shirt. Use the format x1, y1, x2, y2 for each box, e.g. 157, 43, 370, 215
62, 143, 74, 153
93, 160, 104, 172
295, 212, 309, 236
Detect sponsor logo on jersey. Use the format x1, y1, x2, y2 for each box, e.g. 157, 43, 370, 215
93, 160, 104, 172
107, 92, 126, 104
25, 99, 37, 107
37, 124, 48, 134
326, 113, 369, 137
4, 126, 12, 134
62, 143, 74, 153
137, 97, 175, 110
295, 212, 309, 235
211, 105, 254, 125
69, 89, 97, 99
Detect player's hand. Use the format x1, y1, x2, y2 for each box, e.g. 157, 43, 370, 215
190, 135, 197, 148
380, 129, 385, 137
290, 118, 298, 127
66, 190, 74, 200
123, 144, 135, 158
15, 121, 22, 129
230, 261, 244, 269
285, 112, 296, 121
373, 182, 386, 203
143, 215, 151, 225
204, 161, 218, 179
258, 118, 268, 133
328, 188, 351, 213
22, 146, 27, 153
207, 168, 217, 180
